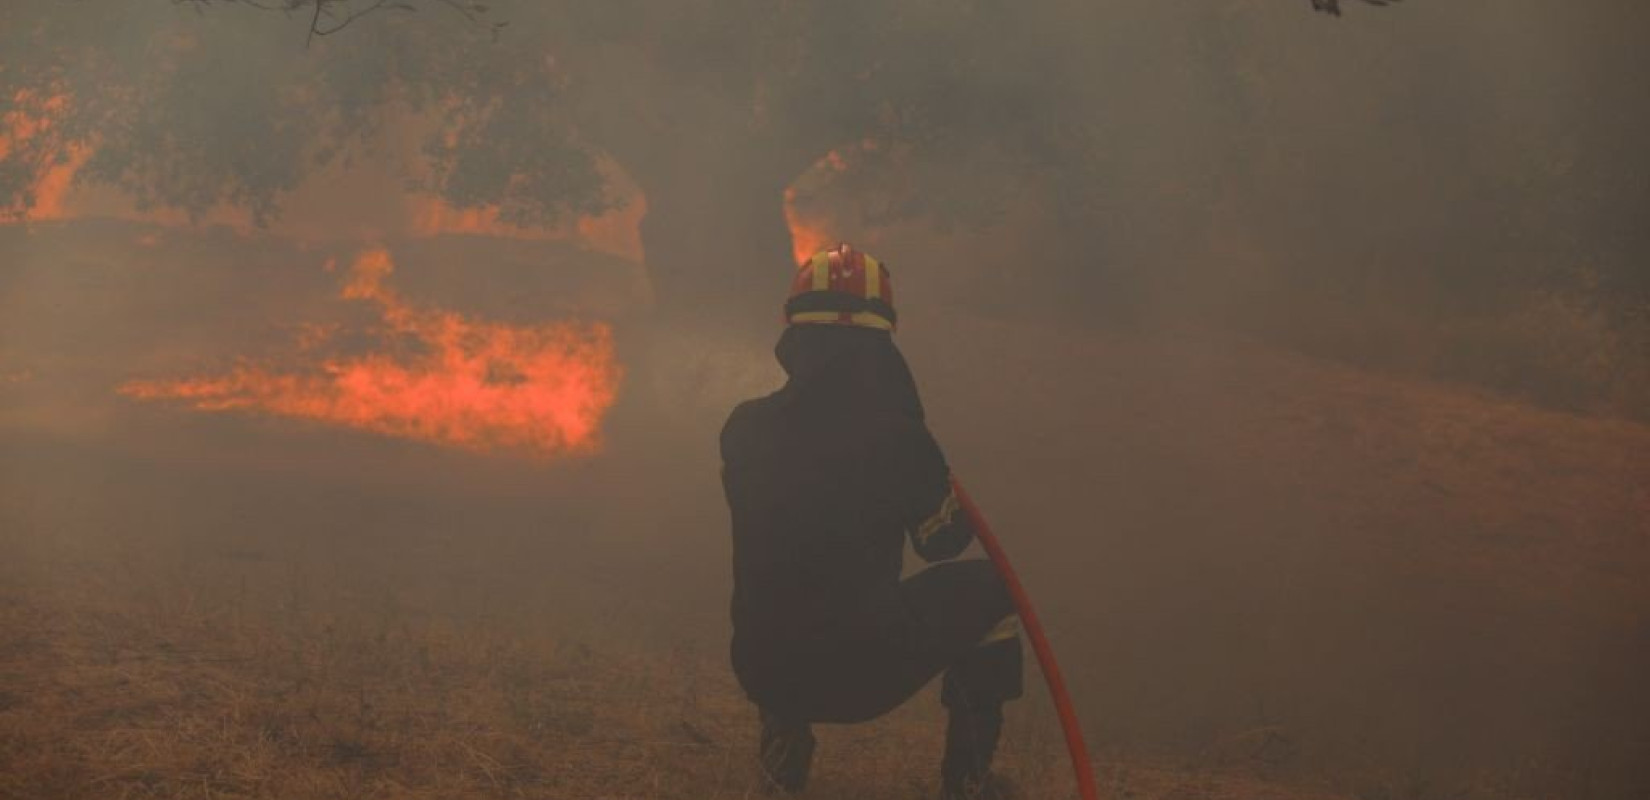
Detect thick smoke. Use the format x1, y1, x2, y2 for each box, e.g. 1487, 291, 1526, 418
1, 1, 1647, 798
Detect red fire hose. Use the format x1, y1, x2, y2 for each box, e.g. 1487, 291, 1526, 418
952, 478, 1099, 800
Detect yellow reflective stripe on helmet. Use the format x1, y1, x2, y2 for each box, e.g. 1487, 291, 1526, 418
980, 615, 1020, 645
787, 310, 894, 331
848, 312, 893, 330
811, 251, 831, 291
865, 255, 881, 300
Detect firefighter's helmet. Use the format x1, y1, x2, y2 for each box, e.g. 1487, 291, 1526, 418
784, 243, 896, 331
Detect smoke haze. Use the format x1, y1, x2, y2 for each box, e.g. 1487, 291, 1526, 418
2, 1, 1647, 797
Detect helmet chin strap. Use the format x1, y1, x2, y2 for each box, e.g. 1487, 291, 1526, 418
952, 477, 1099, 800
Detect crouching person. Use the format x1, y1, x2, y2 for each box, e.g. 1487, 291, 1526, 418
720, 244, 1022, 799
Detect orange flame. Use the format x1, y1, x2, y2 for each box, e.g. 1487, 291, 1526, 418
27, 143, 91, 221
120, 248, 621, 457
783, 149, 851, 265
407, 200, 557, 241
0, 89, 65, 159
404, 189, 647, 263
784, 185, 834, 266
1, 89, 91, 221
3, 90, 649, 260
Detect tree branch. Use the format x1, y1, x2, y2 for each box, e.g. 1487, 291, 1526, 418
1310, 0, 1403, 17
173, 0, 500, 46
305, 0, 324, 48
310, 0, 415, 48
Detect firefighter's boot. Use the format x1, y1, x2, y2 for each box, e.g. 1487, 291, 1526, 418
940, 703, 1016, 800
758, 709, 815, 794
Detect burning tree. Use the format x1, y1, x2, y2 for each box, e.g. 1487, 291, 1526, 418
0, 0, 1397, 329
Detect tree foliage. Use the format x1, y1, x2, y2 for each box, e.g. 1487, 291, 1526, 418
3, 0, 1394, 231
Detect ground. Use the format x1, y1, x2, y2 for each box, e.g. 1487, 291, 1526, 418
1, 223, 1646, 798
0, 569, 1347, 800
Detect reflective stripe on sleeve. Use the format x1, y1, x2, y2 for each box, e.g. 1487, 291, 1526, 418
979, 614, 1020, 645
914, 487, 961, 546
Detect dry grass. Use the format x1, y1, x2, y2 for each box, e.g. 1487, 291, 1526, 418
0, 537, 1351, 800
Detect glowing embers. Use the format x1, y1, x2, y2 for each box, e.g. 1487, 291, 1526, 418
121, 248, 621, 457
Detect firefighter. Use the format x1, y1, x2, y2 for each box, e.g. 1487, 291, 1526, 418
720, 244, 1023, 799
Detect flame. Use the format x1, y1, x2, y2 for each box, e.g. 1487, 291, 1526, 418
0, 89, 66, 158
120, 248, 621, 457
27, 143, 91, 221
1, 89, 91, 221
407, 200, 554, 241
784, 186, 834, 266
2, 90, 648, 261
783, 149, 851, 265
405, 153, 647, 262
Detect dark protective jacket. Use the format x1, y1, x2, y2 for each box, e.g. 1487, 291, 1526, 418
720, 324, 977, 711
